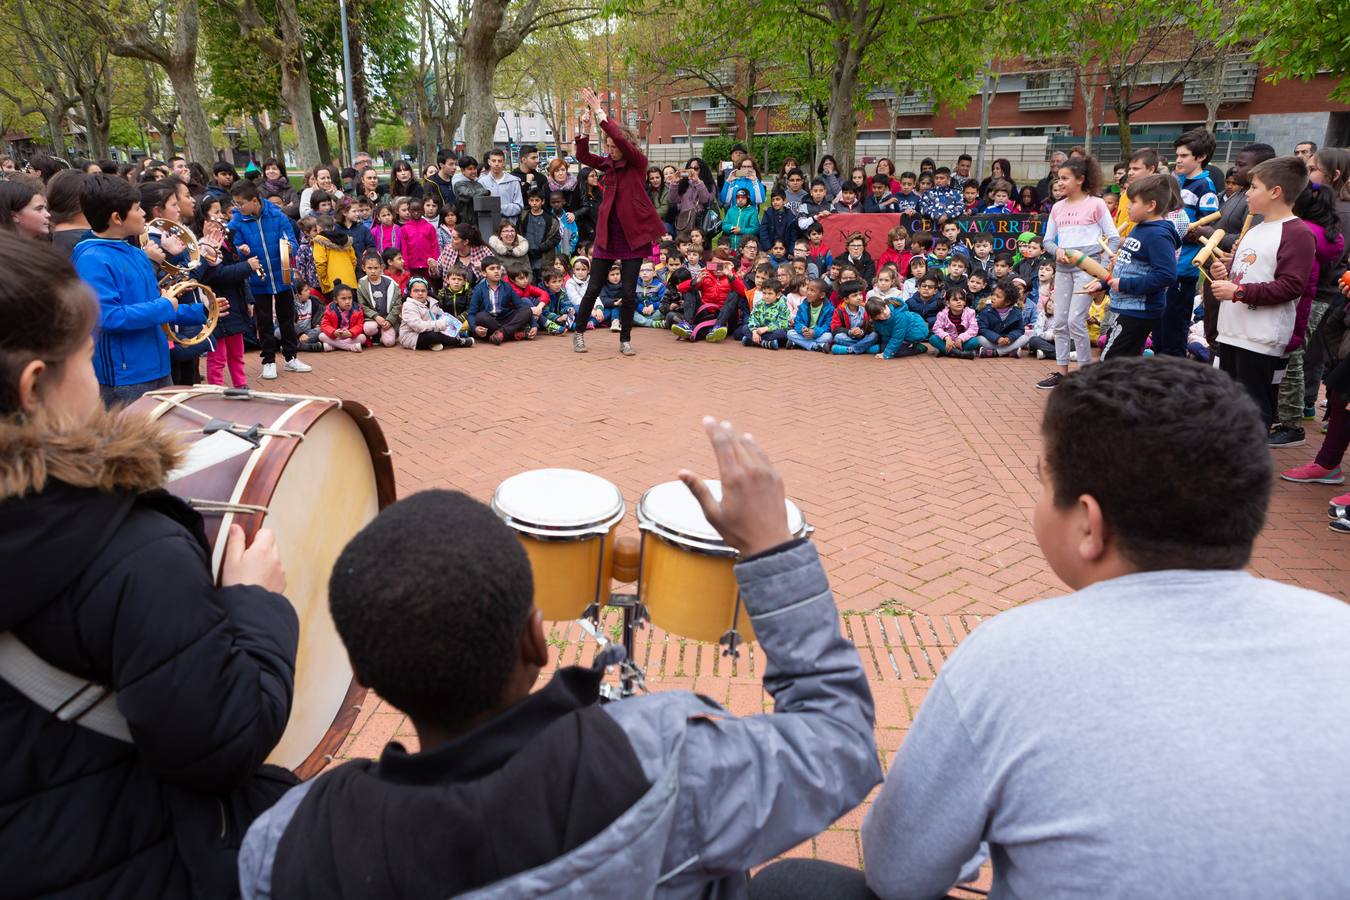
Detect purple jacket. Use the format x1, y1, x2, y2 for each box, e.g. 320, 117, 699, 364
932, 307, 978, 343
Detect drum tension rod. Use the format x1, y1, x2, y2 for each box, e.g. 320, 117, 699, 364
203, 418, 263, 448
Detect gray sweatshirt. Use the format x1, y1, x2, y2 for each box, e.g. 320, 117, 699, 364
862, 568, 1350, 899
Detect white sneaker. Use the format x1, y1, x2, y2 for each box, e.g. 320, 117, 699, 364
261, 362, 278, 380
284, 358, 313, 373
1069, 350, 1078, 362
610, 319, 621, 332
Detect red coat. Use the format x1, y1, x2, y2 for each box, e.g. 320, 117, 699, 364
575, 119, 666, 257
676, 271, 747, 311
320, 302, 365, 338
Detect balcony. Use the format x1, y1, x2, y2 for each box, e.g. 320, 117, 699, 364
1183, 55, 1257, 105
894, 93, 934, 116
1019, 70, 1075, 111
704, 104, 736, 125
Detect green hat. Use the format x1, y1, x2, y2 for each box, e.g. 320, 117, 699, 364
1017, 231, 1038, 243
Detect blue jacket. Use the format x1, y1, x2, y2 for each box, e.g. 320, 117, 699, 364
467, 279, 527, 322
977, 304, 1025, 343
872, 308, 930, 358
341, 221, 376, 261
792, 299, 835, 336
1110, 218, 1180, 318
228, 201, 298, 296
1176, 171, 1219, 274
74, 237, 207, 386
906, 293, 943, 328
758, 206, 799, 250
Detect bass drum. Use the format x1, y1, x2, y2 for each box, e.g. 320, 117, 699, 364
127, 386, 396, 779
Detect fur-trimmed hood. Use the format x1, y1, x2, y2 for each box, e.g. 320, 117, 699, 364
0, 409, 182, 502
1, 410, 185, 627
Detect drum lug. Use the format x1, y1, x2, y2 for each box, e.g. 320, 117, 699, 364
203, 418, 263, 447
222, 387, 254, 401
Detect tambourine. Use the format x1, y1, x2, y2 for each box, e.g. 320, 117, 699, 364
280, 239, 292, 285
143, 218, 201, 281
161, 280, 221, 347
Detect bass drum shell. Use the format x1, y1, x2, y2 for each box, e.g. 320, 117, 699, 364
128, 387, 396, 779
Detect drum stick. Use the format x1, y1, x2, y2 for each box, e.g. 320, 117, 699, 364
1098, 236, 1118, 276
1062, 248, 1111, 283
1187, 211, 1221, 233
1235, 213, 1254, 246
1192, 229, 1226, 284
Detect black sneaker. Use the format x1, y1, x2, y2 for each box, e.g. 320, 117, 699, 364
1330, 516, 1350, 535
1267, 425, 1306, 448
1035, 372, 1064, 390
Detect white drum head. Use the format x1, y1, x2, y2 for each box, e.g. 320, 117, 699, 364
492, 469, 625, 537
637, 480, 806, 555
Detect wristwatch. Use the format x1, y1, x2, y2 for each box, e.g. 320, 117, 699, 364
1234, 286, 1246, 303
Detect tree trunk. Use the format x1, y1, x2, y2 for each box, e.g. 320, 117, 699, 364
309, 93, 332, 165
44, 107, 64, 155
348, 0, 372, 149
80, 93, 110, 160
462, 50, 498, 158
975, 70, 997, 179
167, 61, 214, 163
826, 49, 860, 171
1116, 99, 1132, 157
1079, 77, 1096, 155
158, 128, 175, 161
887, 95, 898, 165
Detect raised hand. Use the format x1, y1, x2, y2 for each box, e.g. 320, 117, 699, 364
678, 417, 793, 559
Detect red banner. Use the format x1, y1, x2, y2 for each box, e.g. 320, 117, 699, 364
821, 213, 1046, 258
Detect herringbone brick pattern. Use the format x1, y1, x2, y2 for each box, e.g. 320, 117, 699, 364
253, 329, 1346, 879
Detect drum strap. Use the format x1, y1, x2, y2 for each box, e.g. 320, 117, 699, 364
0, 632, 132, 743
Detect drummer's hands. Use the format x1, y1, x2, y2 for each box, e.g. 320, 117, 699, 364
221, 524, 287, 594
679, 417, 793, 559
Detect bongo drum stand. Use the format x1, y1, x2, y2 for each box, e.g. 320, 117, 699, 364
587, 535, 649, 699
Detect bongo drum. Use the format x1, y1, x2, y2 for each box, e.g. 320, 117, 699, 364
491, 469, 626, 621
636, 480, 809, 644
127, 386, 396, 779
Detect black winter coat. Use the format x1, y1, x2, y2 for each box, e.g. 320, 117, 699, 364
0, 410, 300, 899
200, 240, 258, 340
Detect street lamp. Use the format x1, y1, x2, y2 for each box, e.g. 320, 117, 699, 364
498, 110, 513, 149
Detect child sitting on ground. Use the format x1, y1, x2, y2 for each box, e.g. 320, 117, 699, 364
929, 287, 979, 359
319, 282, 368, 352
867, 296, 930, 359
540, 269, 572, 334
508, 265, 550, 334
383, 247, 410, 298
944, 255, 970, 296
436, 265, 473, 325
598, 264, 626, 332
968, 235, 994, 276
469, 257, 533, 344
927, 238, 953, 276
830, 280, 875, 355
977, 280, 1029, 357
966, 269, 992, 309
742, 278, 791, 349
357, 251, 401, 348
634, 261, 666, 328
398, 276, 474, 350
786, 278, 835, 351
1027, 293, 1057, 359
907, 273, 945, 329
564, 257, 592, 328
1086, 290, 1110, 346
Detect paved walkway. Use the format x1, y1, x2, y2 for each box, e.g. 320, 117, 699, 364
249, 330, 1346, 881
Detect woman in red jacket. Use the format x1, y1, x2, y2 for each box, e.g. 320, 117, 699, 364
570, 87, 667, 357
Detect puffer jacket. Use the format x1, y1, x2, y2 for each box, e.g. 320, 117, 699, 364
398, 295, 459, 349
228, 200, 298, 296
676, 270, 746, 312
0, 411, 299, 899
313, 231, 358, 295
239, 541, 880, 900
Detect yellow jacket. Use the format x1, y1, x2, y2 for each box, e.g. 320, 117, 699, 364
313, 235, 358, 294
1114, 190, 1134, 240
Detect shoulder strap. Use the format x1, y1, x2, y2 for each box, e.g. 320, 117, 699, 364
0, 632, 131, 742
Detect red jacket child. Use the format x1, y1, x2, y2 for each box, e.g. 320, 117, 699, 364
676, 269, 747, 312
321, 301, 365, 338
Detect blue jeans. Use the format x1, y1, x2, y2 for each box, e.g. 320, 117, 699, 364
100, 375, 171, 408
833, 332, 878, 354
786, 329, 833, 350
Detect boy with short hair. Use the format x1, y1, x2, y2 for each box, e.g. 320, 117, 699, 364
907, 272, 945, 326
927, 238, 952, 276
805, 224, 832, 272
759, 189, 799, 250
635, 260, 667, 328
966, 269, 992, 309
829, 280, 876, 355
518, 189, 561, 279
992, 252, 1014, 283
228, 179, 308, 380
864, 174, 899, 213
919, 167, 964, 222
943, 255, 969, 296
968, 235, 994, 275
893, 172, 921, 216
468, 256, 533, 344
1164, 127, 1221, 356
1090, 173, 1179, 360
962, 182, 981, 215
866, 296, 929, 359
1209, 156, 1316, 429
436, 264, 473, 324
241, 424, 881, 899
786, 278, 836, 351
742, 279, 791, 349
74, 174, 212, 406
1014, 235, 1043, 282
1115, 148, 1159, 239
940, 221, 968, 259
833, 184, 861, 214
797, 179, 834, 233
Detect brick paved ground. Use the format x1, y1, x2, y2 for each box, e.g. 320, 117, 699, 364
253, 330, 1347, 885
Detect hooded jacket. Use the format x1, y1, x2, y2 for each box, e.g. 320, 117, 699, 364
478, 169, 525, 218
73, 237, 208, 387
0, 411, 298, 899
228, 199, 299, 296
1110, 218, 1181, 318
872, 307, 931, 358
239, 541, 880, 900
313, 230, 357, 295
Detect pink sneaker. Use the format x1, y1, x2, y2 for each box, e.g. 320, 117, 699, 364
1280, 462, 1344, 484
1331, 490, 1350, 508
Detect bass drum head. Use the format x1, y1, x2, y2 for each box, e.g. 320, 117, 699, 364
262, 408, 378, 773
